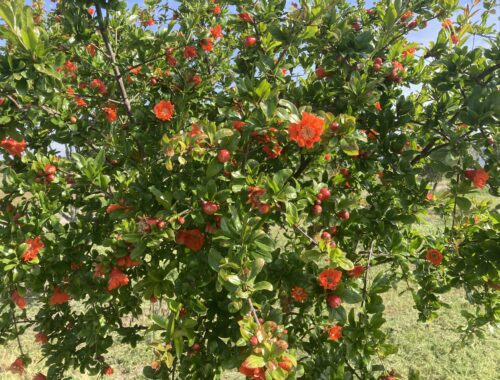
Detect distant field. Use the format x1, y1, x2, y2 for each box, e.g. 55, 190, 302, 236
1, 284, 498, 379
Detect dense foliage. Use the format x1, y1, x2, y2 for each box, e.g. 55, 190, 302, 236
0, 0, 498, 378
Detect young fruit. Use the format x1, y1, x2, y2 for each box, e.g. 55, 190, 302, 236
202, 201, 219, 215
244, 36, 257, 47
327, 294, 342, 308
258, 203, 270, 214
44, 164, 57, 175
250, 336, 259, 346
329, 122, 340, 132
337, 210, 350, 220
317, 187, 331, 201
312, 204, 323, 215
315, 67, 327, 79
217, 149, 231, 163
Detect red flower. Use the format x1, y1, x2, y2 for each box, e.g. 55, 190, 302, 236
232, 120, 246, 132
94, 263, 105, 278
166, 55, 177, 67
50, 287, 71, 305
22, 236, 44, 262
128, 66, 142, 75
74, 96, 87, 107
190, 74, 202, 86
35, 332, 48, 344
106, 203, 125, 213
63, 60, 77, 72
90, 79, 107, 94
154, 100, 175, 121
426, 193, 434, 201
239, 361, 265, 380
402, 47, 416, 59
464, 168, 489, 189
375, 102, 382, 111
86, 44, 96, 56
239, 13, 253, 22
247, 186, 267, 209
143, 18, 154, 26
348, 265, 365, 278
327, 325, 342, 341
319, 269, 342, 290
210, 4, 221, 14
11, 290, 27, 309
315, 66, 327, 79
108, 267, 130, 291
1, 138, 27, 156
176, 229, 205, 252
87, 8, 94, 16
451, 34, 458, 44
184, 45, 197, 59
9, 357, 25, 375
288, 112, 325, 149
200, 38, 213, 52
116, 255, 140, 268
262, 143, 282, 159
33, 373, 47, 380
442, 19, 453, 29
291, 287, 308, 302
400, 11, 413, 21
210, 25, 223, 39
426, 249, 443, 266
103, 366, 114, 375
103, 105, 117, 122
244, 36, 257, 47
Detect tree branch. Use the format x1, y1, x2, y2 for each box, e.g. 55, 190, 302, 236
475, 62, 500, 82
361, 240, 375, 308
94, 4, 133, 119
293, 224, 317, 246
247, 298, 261, 325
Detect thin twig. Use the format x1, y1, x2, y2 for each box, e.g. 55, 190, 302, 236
11, 309, 25, 357
361, 240, 376, 307
293, 224, 317, 245
346, 360, 363, 380
94, 4, 133, 119
247, 298, 261, 325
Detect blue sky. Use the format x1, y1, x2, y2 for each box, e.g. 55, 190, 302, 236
34, 0, 495, 49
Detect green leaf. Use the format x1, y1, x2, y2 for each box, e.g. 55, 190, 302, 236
340, 137, 359, 156
206, 159, 223, 177
384, 3, 397, 28
149, 186, 172, 209
244, 355, 266, 368
255, 79, 271, 100
253, 281, 273, 292
173, 337, 183, 359
208, 248, 222, 272
214, 128, 234, 141
150, 314, 169, 329
340, 288, 362, 304
226, 275, 242, 286
286, 203, 298, 226
456, 197, 472, 211
272, 168, 292, 189
278, 99, 299, 117
300, 25, 318, 39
